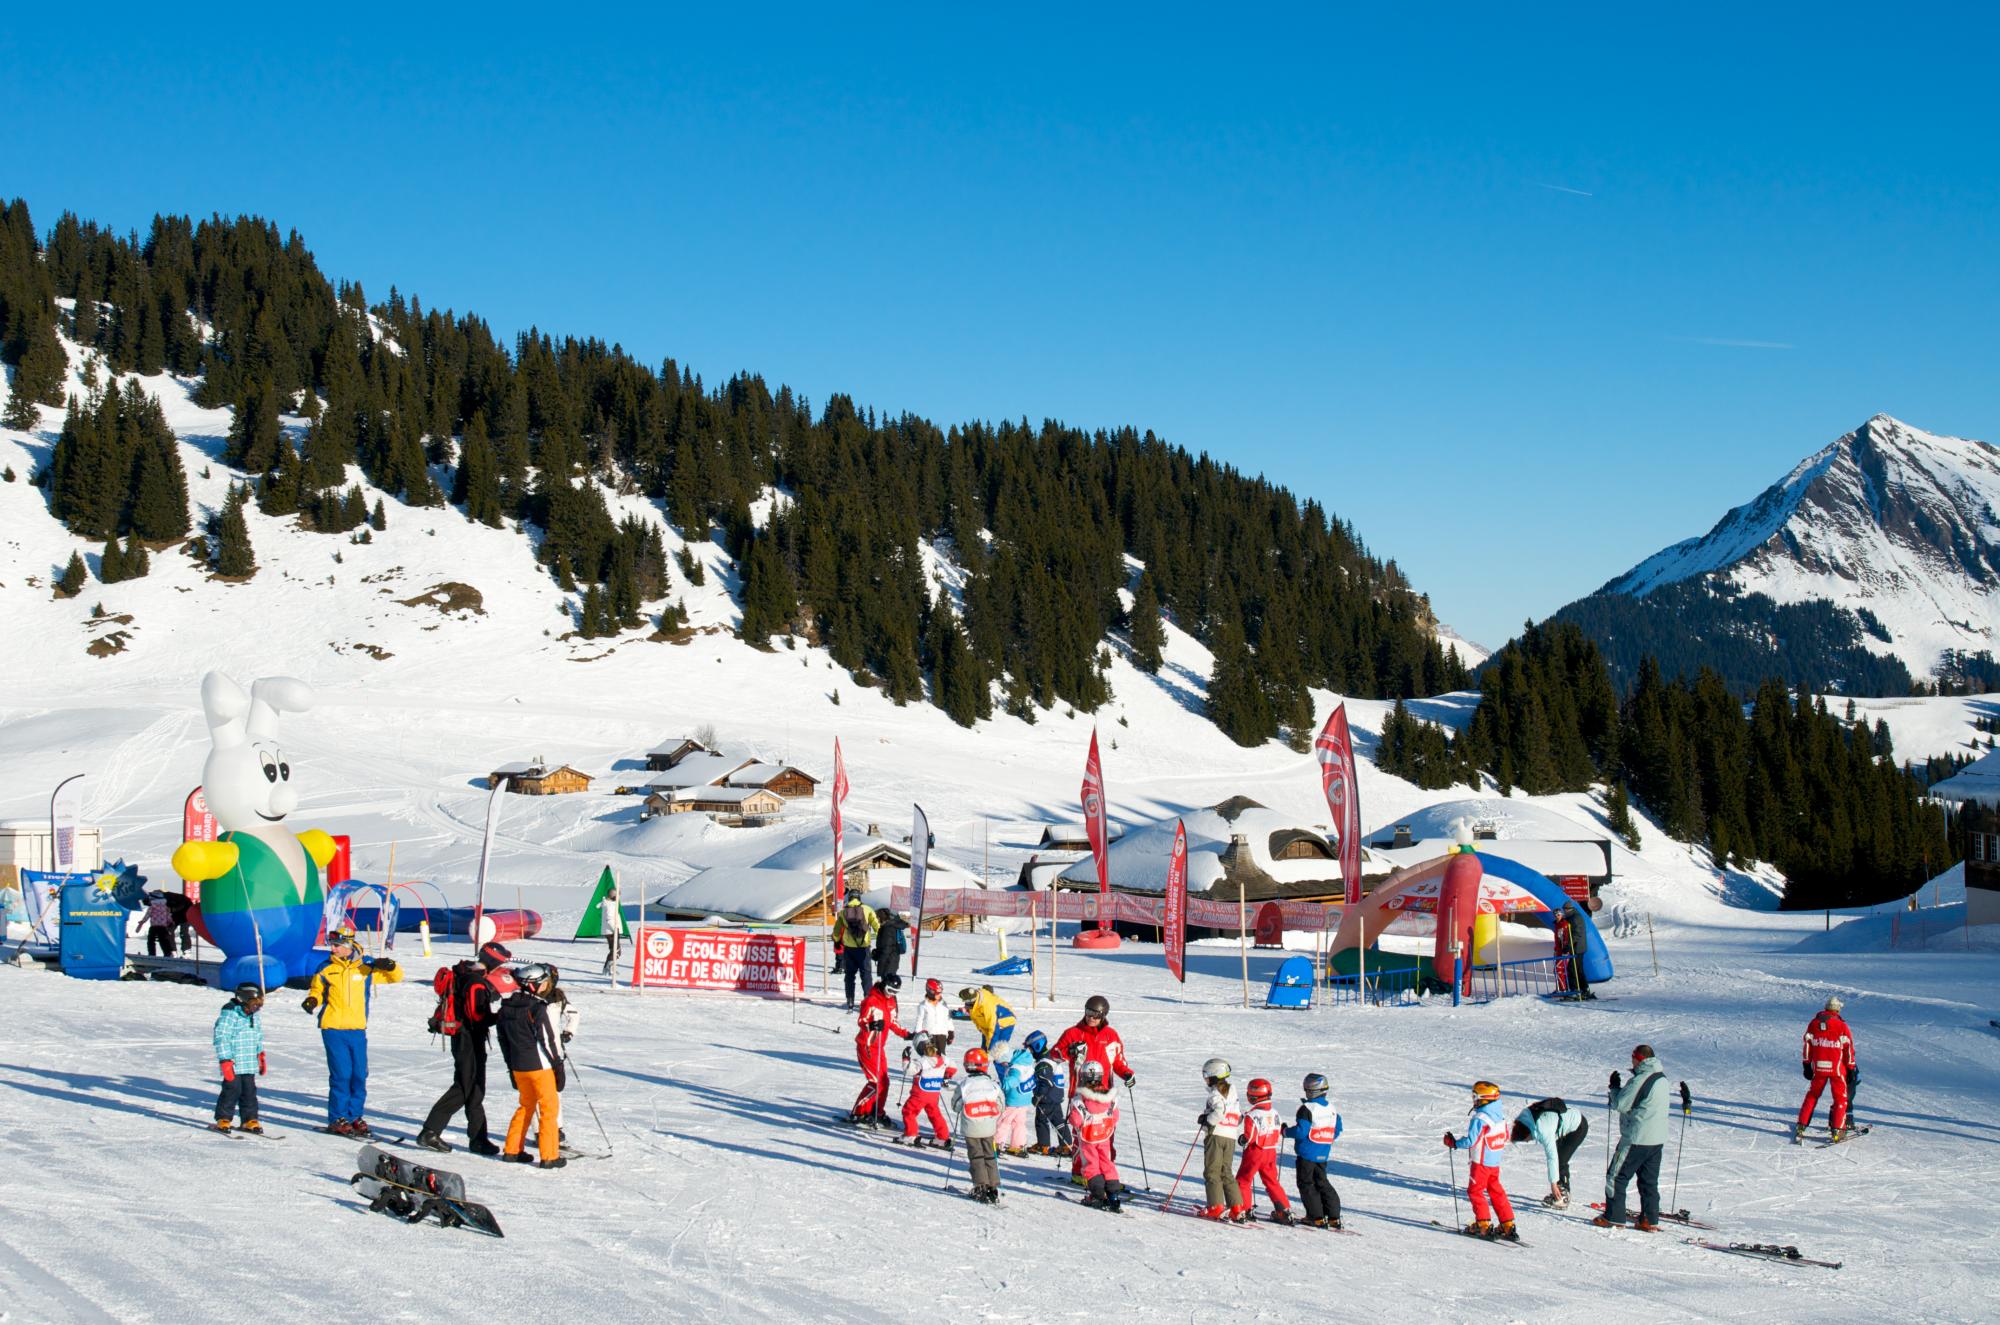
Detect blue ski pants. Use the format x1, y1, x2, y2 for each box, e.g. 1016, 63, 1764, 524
322, 1028, 369, 1124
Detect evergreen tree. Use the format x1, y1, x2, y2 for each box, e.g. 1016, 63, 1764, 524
370, 498, 387, 531
55, 549, 86, 597
1128, 570, 1166, 671
121, 530, 149, 579
98, 535, 126, 583
258, 441, 302, 516
1606, 781, 1641, 851
452, 413, 503, 526
1207, 619, 1273, 746
7, 314, 67, 418
129, 433, 190, 541
225, 378, 282, 473
214, 486, 256, 577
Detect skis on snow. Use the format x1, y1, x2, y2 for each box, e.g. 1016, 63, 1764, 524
1429, 1219, 1528, 1247
1816, 1125, 1872, 1148
1684, 1239, 1839, 1270
1587, 1202, 1717, 1230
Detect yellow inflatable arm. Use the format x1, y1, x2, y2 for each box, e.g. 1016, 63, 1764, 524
171, 839, 240, 882
297, 829, 338, 870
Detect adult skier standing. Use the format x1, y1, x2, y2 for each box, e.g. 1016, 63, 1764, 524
1795, 996, 1858, 1143
832, 889, 878, 1009
301, 927, 402, 1136
1511, 1095, 1588, 1208
598, 881, 623, 975
1444, 1080, 1518, 1240
1595, 1044, 1668, 1230
850, 976, 909, 1126
1053, 995, 1135, 1183
418, 941, 513, 1154
871, 907, 908, 984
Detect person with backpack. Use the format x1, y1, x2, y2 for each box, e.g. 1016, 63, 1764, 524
1557, 902, 1594, 1000
871, 907, 908, 983
1595, 1044, 1668, 1231
210, 982, 266, 1134
1289, 1071, 1343, 1229
954, 1047, 1005, 1203
301, 927, 402, 1136
417, 941, 514, 1154
498, 961, 567, 1169
1511, 1095, 1588, 1208
144, 892, 176, 957
1444, 1079, 1519, 1240
832, 889, 878, 1009
1795, 996, 1858, 1143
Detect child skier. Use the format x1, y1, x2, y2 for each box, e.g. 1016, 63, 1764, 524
1236, 1078, 1294, 1224
913, 978, 954, 1047
1195, 1057, 1242, 1219
955, 1047, 1005, 1203
1025, 1031, 1073, 1156
1444, 1080, 1518, 1240
997, 1039, 1038, 1154
211, 982, 266, 1134
898, 1036, 956, 1148
1289, 1071, 1343, 1229
1068, 1061, 1127, 1212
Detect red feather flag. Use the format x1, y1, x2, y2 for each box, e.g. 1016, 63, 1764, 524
830, 738, 850, 894
1081, 727, 1110, 900
1164, 819, 1188, 982
1314, 704, 1363, 904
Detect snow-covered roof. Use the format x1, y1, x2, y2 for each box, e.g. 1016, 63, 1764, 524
726, 762, 818, 787
648, 737, 709, 757
755, 825, 961, 877
492, 761, 538, 776
1369, 839, 1609, 880
1054, 798, 1344, 896
1041, 823, 1123, 846
1928, 748, 2000, 806
673, 786, 785, 806
1366, 797, 1608, 846
649, 868, 824, 923
644, 753, 750, 790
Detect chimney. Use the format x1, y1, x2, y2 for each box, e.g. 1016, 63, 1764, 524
1392, 824, 1413, 849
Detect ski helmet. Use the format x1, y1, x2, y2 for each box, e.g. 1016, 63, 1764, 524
233, 981, 265, 1004
330, 925, 358, 949
478, 941, 512, 969
1024, 1030, 1048, 1057
1825, 995, 1844, 1013
958, 987, 977, 1004
871, 977, 891, 995
925, 978, 942, 997
965, 1048, 991, 1073
1084, 994, 1110, 1020
1080, 1060, 1106, 1088
516, 962, 553, 991
912, 1036, 934, 1057
1472, 1080, 1500, 1103
1202, 1058, 1231, 1082
1247, 1078, 1273, 1104
882, 973, 902, 992
1303, 1072, 1329, 1099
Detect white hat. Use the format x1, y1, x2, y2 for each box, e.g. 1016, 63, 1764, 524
1825, 996, 1844, 1013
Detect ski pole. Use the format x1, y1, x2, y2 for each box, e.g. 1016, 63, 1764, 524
1670, 1081, 1691, 1211
568, 1056, 612, 1160
1448, 1143, 1461, 1227
1124, 1080, 1153, 1191
1161, 1134, 1199, 1211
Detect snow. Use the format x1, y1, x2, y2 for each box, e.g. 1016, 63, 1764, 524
1927, 748, 2000, 805
642, 753, 752, 790
3, 337, 1995, 1321
648, 866, 825, 921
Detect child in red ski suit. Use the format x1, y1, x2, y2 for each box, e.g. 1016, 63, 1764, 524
1068, 1064, 1126, 1211
899, 1037, 956, 1147
1445, 1081, 1518, 1240
1235, 1080, 1294, 1223
852, 978, 909, 1126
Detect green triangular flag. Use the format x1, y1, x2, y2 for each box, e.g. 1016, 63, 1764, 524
573, 865, 630, 939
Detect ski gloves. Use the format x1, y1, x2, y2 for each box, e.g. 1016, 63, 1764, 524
1802, 1064, 1813, 1081
1609, 1071, 1622, 1091
221, 1060, 236, 1082
1442, 1132, 1456, 1149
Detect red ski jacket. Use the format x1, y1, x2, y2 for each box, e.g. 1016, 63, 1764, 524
856, 989, 909, 1047
1802, 1011, 1856, 1076
1051, 1019, 1133, 1094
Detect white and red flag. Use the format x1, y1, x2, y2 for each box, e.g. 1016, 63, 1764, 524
831, 738, 851, 894
1164, 819, 1188, 983
1314, 704, 1363, 904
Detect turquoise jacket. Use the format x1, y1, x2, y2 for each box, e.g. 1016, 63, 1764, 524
1611, 1057, 1670, 1146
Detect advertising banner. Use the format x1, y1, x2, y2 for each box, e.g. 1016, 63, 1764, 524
1163, 819, 1187, 982
630, 927, 806, 995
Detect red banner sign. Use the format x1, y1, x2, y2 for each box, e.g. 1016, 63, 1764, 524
830, 738, 850, 893
1314, 704, 1363, 904
1081, 728, 1109, 899
630, 927, 806, 994
1164, 819, 1187, 982
181, 787, 218, 903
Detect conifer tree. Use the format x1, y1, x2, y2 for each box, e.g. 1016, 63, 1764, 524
453, 413, 503, 526
258, 441, 302, 516
55, 549, 87, 597
122, 530, 149, 579
1207, 619, 1273, 746
214, 486, 256, 577
370, 499, 387, 531
1606, 781, 1641, 851
1128, 570, 1166, 672
129, 433, 191, 541
226, 379, 282, 473
7, 314, 67, 420
98, 535, 126, 583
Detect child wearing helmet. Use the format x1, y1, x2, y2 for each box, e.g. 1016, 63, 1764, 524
1444, 1080, 1517, 1240
913, 978, 954, 1047
211, 982, 267, 1134
954, 1048, 1005, 1203
898, 1036, 957, 1148
1290, 1072, 1343, 1228
997, 1037, 1039, 1155
1024, 1031, 1074, 1156
1236, 1078, 1294, 1224
1068, 1061, 1126, 1212
1195, 1058, 1241, 1219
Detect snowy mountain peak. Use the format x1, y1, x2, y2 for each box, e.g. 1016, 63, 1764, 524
1598, 416, 2000, 681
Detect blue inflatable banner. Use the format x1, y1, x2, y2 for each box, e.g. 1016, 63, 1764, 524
59, 875, 129, 979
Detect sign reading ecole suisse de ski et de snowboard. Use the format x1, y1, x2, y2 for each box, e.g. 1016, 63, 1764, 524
629, 927, 805, 995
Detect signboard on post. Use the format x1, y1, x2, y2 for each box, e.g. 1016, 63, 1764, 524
630, 927, 806, 995
181, 787, 217, 903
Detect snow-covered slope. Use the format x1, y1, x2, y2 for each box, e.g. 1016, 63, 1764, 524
1602, 415, 2000, 680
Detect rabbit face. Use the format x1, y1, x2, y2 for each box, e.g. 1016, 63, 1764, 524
197, 672, 314, 831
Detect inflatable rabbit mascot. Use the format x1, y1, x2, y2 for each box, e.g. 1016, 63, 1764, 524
171, 673, 338, 990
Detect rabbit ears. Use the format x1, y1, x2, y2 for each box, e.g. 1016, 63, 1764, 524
200, 672, 314, 747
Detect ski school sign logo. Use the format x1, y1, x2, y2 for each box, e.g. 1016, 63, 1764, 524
630, 927, 805, 995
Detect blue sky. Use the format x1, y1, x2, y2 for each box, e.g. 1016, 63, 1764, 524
8, 7, 1996, 649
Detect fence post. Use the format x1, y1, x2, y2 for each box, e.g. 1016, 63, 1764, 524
1647, 912, 1659, 978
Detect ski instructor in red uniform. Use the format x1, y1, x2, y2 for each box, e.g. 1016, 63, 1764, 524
850, 977, 910, 1127
1794, 995, 1858, 1143
1052, 995, 1134, 1180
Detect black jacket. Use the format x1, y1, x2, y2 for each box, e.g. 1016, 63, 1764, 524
872, 912, 907, 966
497, 990, 563, 1086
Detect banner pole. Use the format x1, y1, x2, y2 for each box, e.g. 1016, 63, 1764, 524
820, 864, 830, 994
1238, 879, 1249, 1009
1050, 890, 1059, 1004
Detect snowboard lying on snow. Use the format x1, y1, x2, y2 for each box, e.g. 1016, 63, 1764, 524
349, 1144, 501, 1237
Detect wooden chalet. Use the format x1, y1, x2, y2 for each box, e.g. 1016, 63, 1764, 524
1039, 822, 1123, 853
645, 738, 713, 772
644, 785, 786, 824
488, 761, 593, 795
724, 762, 820, 799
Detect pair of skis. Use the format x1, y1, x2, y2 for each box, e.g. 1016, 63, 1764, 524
1586, 1202, 1717, 1230
350, 1144, 503, 1237
1685, 1240, 1840, 1270
1429, 1219, 1529, 1248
